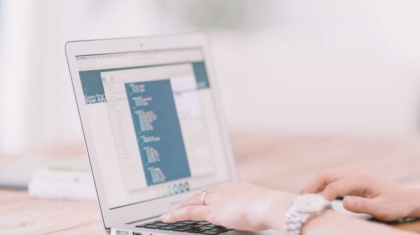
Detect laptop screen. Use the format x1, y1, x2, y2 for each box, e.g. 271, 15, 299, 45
76, 48, 230, 210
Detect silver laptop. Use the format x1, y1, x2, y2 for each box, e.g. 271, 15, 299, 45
65, 33, 274, 235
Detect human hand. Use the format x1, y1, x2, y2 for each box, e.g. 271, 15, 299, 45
161, 182, 296, 232
301, 167, 420, 221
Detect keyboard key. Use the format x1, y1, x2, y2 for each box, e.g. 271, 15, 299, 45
153, 220, 177, 226
172, 223, 186, 227
186, 230, 202, 233
201, 231, 220, 235
196, 221, 210, 225
144, 225, 161, 229
181, 221, 197, 225
154, 223, 169, 227
173, 226, 193, 232
193, 227, 210, 232
159, 225, 179, 230
136, 222, 155, 228
209, 228, 229, 233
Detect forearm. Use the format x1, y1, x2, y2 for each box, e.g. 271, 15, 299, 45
407, 187, 420, 218
303, 210, 415, 235
267, 207, 415, 235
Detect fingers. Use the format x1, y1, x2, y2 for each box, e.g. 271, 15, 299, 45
343, 196, 376, 214
208, 182, 231, 192
301, 167, 359, 194
178, 182, 233, 208
321, 175, 368, 200
179, 192, 215, 208
161, 206, 212, 223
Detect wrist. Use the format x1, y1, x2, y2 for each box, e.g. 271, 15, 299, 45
265, 193, 297, 231
268, 193, 334, 234
406, 187, 420, 218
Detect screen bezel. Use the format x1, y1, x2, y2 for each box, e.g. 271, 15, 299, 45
65, 32, 238, 229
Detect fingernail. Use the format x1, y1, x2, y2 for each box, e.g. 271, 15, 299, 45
347, 197, 355, 209
161, 214, 169, 221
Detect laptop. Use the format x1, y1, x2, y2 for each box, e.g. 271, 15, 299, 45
65, 33, 274, 235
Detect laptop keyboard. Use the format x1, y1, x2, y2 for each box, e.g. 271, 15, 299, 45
135, 220, 233, 234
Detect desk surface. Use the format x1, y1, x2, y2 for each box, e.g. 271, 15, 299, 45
1, 133, 420, 234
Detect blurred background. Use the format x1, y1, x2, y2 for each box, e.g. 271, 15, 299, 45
1, 0, 420, 156
3, 2, 420, 232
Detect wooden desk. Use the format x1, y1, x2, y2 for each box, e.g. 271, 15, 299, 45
1, 133, 420, 234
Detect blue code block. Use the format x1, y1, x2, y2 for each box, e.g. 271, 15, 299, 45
125, 79, 191, 186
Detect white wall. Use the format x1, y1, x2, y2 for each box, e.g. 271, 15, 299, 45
212, 1, 420, 135
1, 0, 420, 154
